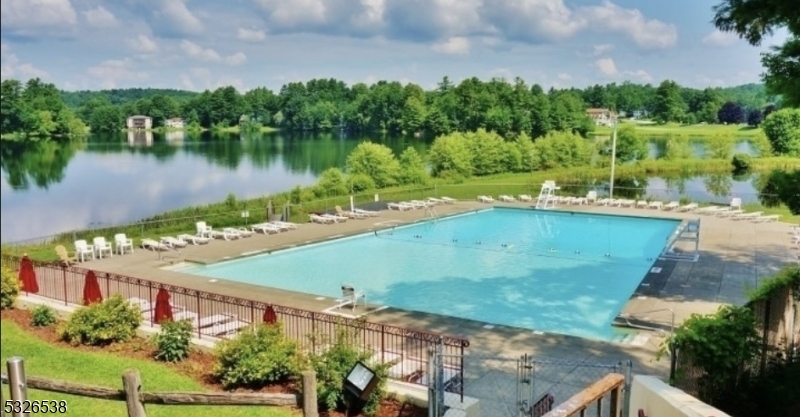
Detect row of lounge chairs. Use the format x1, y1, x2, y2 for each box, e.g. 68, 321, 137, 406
130, 296, 251, 339
70, 234, 135, 262
389, 197, 457, 210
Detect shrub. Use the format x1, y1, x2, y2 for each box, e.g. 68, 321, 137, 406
310, 325, 389, 416
346, 173, 377, 193
60, 295, 142, 346
31, 305, 57, 327
214, 323, 299, 389
0, 264, 20, 309
731, 153, 752, 172
154, 319, 193, 362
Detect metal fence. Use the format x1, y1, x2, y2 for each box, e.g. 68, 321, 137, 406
1, 253, 469, 393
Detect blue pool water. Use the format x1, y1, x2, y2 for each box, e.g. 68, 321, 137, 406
176, 208, 680, 341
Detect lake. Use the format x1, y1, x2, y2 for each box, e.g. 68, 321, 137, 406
0, 131, 764, 243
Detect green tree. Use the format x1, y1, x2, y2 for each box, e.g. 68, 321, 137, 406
705, 132, 735, 159
653, 80, 687, 123
532, 131, 593, 169
345, 142, 400, 188
428, 132, 474, 178
763, 169, 800, 214
664, 134, 694, 160
599, 125, 648, 162
467, 129, 508, 175
400, 96, 426, 134
760, 108, 800, 156
313, 167, 348, 198
397, 147, 429, 185
88, 105, 124, 133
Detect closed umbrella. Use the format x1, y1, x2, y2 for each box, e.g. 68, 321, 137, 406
82, 270, 103, 305
18, 256, 39, 294
262, 305, 277, 324
153, 288, 173, 324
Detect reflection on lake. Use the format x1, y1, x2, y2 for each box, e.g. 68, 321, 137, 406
647, 137, 756, 159
0, 131, 766, 242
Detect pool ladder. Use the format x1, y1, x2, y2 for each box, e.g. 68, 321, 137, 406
426, 207, 439, 222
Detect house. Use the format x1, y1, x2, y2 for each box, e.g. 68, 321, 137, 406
586, 108, 618, 126
126, 115, 152, 130
165, 117, 184, 129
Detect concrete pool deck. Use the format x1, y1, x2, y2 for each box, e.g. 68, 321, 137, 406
75, 199, 798, 378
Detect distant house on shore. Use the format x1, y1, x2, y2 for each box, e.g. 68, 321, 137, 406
126, 115, 152, 130
165, 117, 184, 129
586, 108, 617, 126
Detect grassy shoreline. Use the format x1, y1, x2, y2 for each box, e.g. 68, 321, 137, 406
593, 122, 763, 137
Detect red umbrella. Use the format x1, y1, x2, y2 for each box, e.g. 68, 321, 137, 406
263, 305, 277, 324
82, 270, 103, 305
153, 288, 173, 324
18, 256, 39, 294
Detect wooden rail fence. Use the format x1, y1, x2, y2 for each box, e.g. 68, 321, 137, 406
542, 373, 625, 417
1, 365, 319, 417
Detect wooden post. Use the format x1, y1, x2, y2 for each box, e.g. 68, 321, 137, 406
301, 371, 318, 417
122, 369, 147, 417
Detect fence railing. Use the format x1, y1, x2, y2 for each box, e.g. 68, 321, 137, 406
541, 373, 625, 417
1, 254, 469, 393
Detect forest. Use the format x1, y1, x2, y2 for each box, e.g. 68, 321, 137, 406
0, 76, 782, 141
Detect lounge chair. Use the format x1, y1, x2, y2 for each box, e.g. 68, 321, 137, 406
141, 238, 171, 251
755, 214, 780, 223
74, 240, 95, 262
335, 284, 366, 312
477, 195, 494, 203
585, 191, 598, 204
619, 199, 636, 207
114, 233, 134, 255
224, 227, 253, 238
734, 211, 763, 220
648, 201, 663, 210
409, 200, 434, 208
271, 220, 298, 229
176, 234, 211, 245
353, 208, 379, 217
678, 202, 698, 212
160, 236, 188, 248
201, 319, 251, 338
663, 201, 680, 210
310, 214, 335, 224
440, 197, 457, 204
499, 195, 517, 202
209, 229, 240, 240
717, 209, 744, 218
172, 308, 199, 323
571, 197, 587, 205
128, 297, 153, 313
697, 205, 723, 214
336, 205, 367, 219
322, 213, 348, 223
387, 202, 413, 211
196, 221, 213, 238
93, 237, 113, 259
730, 197, 743, 210
427, 197, 446, 205
518, 194, 533, 202
195, 313, 236, 329
252, 223, 281, 234
636, 200, 648, 209
55, 245, 74, 266
595, 198, 610, 206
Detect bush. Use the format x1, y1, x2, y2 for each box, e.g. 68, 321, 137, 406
346, 173, 377, 193
31, 305, 57, 327
60, 295, 142, 346
731, 153, 753, 172
154, 319, 193, 362
0, 264, 20, 309
310, 326, 389, 416
214, 323, 299, 389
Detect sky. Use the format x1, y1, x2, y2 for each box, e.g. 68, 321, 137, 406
0, 0, 790, 93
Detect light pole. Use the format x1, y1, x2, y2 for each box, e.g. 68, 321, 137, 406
609, 122, 618, 200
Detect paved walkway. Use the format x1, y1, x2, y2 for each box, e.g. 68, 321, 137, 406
76, 199, 797, 381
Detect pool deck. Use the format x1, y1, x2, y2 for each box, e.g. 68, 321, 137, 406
75, 200, 798, 378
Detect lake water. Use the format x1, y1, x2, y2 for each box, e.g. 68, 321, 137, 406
0, 131, 763, 242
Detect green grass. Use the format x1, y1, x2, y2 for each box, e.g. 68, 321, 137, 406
0, 320, 297, 417
214, 125, 279, 133
593, 121, 763, 137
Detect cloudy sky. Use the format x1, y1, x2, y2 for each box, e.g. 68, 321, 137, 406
0, 0, 789, 92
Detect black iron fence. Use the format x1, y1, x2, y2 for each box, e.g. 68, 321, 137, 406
1, 253, 469, 393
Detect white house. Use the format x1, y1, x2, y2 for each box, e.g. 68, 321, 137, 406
126, 115, 152, 130
586, 108, 617, 126
165, 117, 184, 129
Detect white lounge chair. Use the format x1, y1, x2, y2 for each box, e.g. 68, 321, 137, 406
755, 214, 780, 223
518, 194, 533, 202
128, 297, 152, 313
619, 199, 636, 207
176, 234, 212, 245
74, 240, 95, 262
172, 309, 198, 323
427, 197, 445, 205
271, 220, 298, 229
730, 197, 742, 210
224, 227, 253, 238
160, 236, 188, 248
734, 211, 763, 220
648, 201, 663, 210
196, 221, 213, 238
718, 209, 744, 218
409, 200, 434, 208
93, 237, 113, 259
195, 313, 236, 329
477, 195, 494, 203
336, 284, 366, 312
387, 202, 413, 211
141, 238, 170, 251
571, 197, 587, 205
201, 319, 250, 338
209, 229, 240, 240
440, 197, 457, 204
499, 195, 517, 202
322, 213, 348, 222
636, 200, 648, 209
663, 201, 680, 211
310, 214, 335, 224
353, 208, 379, 217
697, 205, 723, 214
114, 233, 134, 255
678, 203, 698, 212
336, 205, 367, 219
586, 191, 598, 204
251, 223, 281, 234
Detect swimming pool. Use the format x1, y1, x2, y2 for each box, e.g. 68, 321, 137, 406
175, 208, 680, 341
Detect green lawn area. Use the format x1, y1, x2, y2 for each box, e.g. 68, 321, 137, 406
216, 125, 278, 133
0, 320, 297, 417
593, 121, 762, 137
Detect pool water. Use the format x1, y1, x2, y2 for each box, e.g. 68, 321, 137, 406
175, 208, 680, 341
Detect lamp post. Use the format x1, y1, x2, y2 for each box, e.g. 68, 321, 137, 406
609, 122, 618, 200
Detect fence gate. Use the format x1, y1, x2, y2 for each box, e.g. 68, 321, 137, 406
429, 349, 633, 417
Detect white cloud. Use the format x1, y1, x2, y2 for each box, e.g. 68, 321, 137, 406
237, 28, 267, 42
593, 44, 614, 56
180, 40, 247, 66
87, 59, 148, 88
624, 69, 652, 82
0, 43, 49, 79
1, 0, 77, 35
557, 73, 572, 81
702, 30, 739, 47
579, 1, 677, 49
127, 35, 159, 53
431, 37, 470, 55
83, 6, 118, 28
161, 0, 203, 34
594, 58, 618, 76
179, 67, 245, 91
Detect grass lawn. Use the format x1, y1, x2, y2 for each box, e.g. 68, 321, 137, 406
593, 121, 762, 137
0, 320, 297, 417
216, 125, 279, 133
